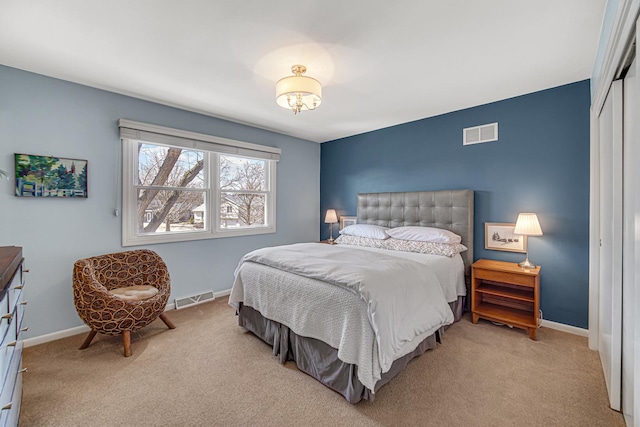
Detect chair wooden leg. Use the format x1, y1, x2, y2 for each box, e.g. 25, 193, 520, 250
159, 313, 176, 329
79, 330, 97, 350
123, 330, 132, 357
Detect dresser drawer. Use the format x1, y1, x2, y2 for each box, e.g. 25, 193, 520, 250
0, 264, 23, 350
0, 262, 22, 309
0, 248, 24, 427
0, 344, 23, 427
14, 313, 25, 343
7, 270, 23, 309
12, 290, 25, 342
0, 300, 9, 354
0, 312, 18, 394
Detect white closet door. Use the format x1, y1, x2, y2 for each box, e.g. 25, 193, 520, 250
598, 79, 623, 411
622, 55, 637, 425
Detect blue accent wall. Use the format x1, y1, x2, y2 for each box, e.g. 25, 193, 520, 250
0, 65, 320, 339
320, 80, 590, 328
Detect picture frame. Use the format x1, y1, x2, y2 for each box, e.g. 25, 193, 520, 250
484, 222, 527, 253
340, 216, 357, 230
14, 153, 88, 198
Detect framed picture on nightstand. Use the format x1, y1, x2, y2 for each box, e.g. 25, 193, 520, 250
340, 216, 356, 230
485, 222, 527, 253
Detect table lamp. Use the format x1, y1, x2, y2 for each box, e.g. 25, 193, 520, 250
514, 213, 543, 268
324, 209, 338, 244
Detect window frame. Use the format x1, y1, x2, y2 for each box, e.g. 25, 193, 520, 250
119, 120, 279, 247
212, 152, 277, 239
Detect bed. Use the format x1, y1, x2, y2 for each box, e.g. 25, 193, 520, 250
229, 189, 474, 403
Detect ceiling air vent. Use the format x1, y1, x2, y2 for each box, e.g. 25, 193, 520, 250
463, 122, 498, 145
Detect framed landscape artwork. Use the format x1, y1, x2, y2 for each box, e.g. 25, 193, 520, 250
14, 153, 88, 198
484, 222, 526, 253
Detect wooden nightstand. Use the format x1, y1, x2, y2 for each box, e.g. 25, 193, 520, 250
471, 259, 541, 340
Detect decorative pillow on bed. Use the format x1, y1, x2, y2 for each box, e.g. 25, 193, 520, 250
335, 234, 388, 249
383, 238, 467, 257
335, 234, 467, 257
339, 224, 390, 240
386, 226, 462, 244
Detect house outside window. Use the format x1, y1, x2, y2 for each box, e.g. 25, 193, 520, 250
119, 120, 279, 246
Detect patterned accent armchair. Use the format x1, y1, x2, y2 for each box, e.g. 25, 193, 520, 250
73, 250, 176, 357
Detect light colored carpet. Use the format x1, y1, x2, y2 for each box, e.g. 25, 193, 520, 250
20, 299, 624, 427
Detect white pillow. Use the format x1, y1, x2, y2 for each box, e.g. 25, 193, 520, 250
386, 226, 461, 244
339, 224, 390, 240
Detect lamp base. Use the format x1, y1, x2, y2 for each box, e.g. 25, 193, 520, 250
328, 223, 335, 244
518, 253, 537, 269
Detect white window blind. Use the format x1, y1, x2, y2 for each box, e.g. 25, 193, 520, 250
118, 119, 281, 161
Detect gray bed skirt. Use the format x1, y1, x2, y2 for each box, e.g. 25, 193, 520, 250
237, 297, 464, 403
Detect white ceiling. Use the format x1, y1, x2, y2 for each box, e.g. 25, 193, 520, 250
0, 1, 606, 143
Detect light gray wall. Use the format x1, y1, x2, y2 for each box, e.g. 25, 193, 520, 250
0, 65, 320, 339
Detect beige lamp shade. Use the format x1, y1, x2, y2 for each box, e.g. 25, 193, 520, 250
324, 209, 338, 224
276, 65, 322, 113
514, 213, 543, 236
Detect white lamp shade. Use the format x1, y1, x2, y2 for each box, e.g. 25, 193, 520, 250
324, 209, 338, 224
276, 75, 322, 110
514, 213, 543, 236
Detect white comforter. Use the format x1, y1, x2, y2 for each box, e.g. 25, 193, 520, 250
229, 243, 454, 390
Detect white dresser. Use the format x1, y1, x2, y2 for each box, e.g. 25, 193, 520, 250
0, 247, 26, 426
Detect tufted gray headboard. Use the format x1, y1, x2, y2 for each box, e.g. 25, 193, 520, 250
356, 189, 474, 276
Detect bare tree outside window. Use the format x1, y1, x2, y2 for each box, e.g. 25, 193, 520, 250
137, 143, 205, 233
121, 125, 278, 246
219, 155, 267, 228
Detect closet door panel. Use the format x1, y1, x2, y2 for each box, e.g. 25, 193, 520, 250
622, 56, 637, 424
598, 79, 623, 411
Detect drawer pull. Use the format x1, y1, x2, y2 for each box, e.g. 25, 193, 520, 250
1, 403, 11, 411
19, 368, 27, 374
14, 285, 23, 290
21, 327, 29, 332
20, 301, 27, 305
22, 269, 29, 273
7, 342, 16, 347
1, 313, 12, 320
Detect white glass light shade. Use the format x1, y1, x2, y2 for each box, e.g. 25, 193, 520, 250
324, 209, 338, 224
514, 213, 543, 236
275, 65, 322, 113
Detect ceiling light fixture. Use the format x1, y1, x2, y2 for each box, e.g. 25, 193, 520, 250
276, 65, 322, 114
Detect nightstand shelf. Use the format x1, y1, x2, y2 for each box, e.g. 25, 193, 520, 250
471, 259, 540, 340
475, 282, 535, 302
473, 303, 537, 328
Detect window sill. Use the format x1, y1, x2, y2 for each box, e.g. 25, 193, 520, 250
122, 226, 276, 247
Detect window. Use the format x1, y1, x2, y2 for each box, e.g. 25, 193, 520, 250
220, 155, 269, 229
119, 120, 279, 246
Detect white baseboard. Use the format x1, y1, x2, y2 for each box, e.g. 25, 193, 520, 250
24, 288, 232, 348
541, 319, 589, 337
213, 288, 231, 298
23, 324, 91, 348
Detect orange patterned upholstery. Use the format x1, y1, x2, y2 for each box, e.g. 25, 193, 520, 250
73, 250, 175, 356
